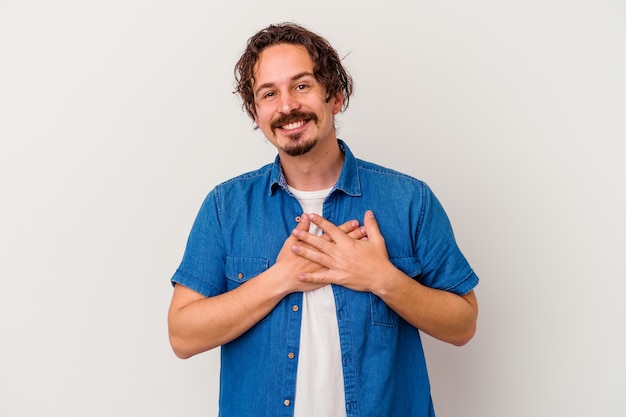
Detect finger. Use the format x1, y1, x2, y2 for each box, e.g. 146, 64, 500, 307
295, 213, 311, 232
363, 210, 383, 242
337, 219, 359, 234
292, 226, 333, 253
298, 270, 331, 285
308, 213, 350, 244
277, 214, 313, 262
291, 241, 329, 267
346, 226, 367, 240
323, 219, 361, 241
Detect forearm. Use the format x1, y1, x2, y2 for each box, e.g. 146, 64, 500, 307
168, 268, 290, 359
375, 266, 478, 346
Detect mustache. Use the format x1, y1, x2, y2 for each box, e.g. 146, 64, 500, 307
270, 111, 318, 130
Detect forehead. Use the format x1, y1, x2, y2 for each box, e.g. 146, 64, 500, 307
253, 43, 314, 86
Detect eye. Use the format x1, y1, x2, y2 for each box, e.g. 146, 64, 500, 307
295, 84, 309, 91
259, 90, 276, 100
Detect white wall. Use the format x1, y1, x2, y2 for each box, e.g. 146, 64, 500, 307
1, 1, 625, 416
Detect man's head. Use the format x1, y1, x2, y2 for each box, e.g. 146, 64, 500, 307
234, 22, 353, 122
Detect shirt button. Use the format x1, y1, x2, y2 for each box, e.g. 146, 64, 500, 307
237, 272, 243, 279
295, 216, 301, 222
288, 352, 295, 359
284, 399, 291, 406
292, 305, 299, 312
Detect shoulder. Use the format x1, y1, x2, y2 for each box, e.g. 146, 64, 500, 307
198, 163, 274, 213
356, 158, 427, 188
215, 163, 274, 189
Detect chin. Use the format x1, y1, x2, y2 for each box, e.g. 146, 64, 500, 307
283, 138, 317, 157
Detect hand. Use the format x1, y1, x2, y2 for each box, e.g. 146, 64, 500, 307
290, 210, 395, 293
275, 213, 365, 293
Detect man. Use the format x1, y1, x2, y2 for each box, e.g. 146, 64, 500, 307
168, 22, 479, 417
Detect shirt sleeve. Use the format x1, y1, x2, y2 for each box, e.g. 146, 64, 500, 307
170, 189, 227, 297
415, 183, 479, 295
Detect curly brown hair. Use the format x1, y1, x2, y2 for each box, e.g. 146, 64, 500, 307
234, 22, 353, 121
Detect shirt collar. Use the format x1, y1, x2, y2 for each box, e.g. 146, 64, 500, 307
269, 139, 361, 197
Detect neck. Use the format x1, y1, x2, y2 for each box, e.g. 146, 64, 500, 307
279, 139, 344, 191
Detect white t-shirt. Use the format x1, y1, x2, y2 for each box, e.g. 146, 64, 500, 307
288, 186, 346, 417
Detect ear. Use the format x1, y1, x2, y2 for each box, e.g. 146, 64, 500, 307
331, 92, 344, 115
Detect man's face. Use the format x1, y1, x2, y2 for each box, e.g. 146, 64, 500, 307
251, 43, 343, 157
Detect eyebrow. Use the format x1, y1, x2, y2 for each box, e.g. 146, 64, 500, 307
253, 71, 316, 97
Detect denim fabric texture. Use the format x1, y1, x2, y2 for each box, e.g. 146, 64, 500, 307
171, 140, 478, 417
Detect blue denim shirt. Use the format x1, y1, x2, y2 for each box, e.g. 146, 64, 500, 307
172, 140, 478, 417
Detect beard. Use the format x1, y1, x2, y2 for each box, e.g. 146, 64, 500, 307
270, 111, 319, 157
282, 133, 317, 156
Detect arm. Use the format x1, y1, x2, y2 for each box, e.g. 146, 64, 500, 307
372, 271, 478, 346
168, 270, 291, 359
167, 216, 366, 359
290, 211, 478, 346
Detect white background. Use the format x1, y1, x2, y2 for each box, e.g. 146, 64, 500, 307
1, 1, 625, 416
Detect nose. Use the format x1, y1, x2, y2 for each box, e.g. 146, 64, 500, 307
277, 91, 301, 114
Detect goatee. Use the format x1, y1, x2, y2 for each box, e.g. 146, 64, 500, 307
283, 134, 317, 157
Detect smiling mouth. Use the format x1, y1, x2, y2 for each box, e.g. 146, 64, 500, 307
280, 120, 307, 131
271, 111, 317, 133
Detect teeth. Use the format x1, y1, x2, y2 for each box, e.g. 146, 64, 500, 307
282, 120, 305, 130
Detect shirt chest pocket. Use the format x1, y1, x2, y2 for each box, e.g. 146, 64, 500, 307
370, 256, 422, 327
225, 256, 270, 289
225, 256, 272, 322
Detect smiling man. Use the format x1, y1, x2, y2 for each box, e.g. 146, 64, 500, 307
168, 22, 479, 417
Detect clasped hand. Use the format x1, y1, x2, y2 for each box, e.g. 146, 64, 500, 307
289, 210, 394, 293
